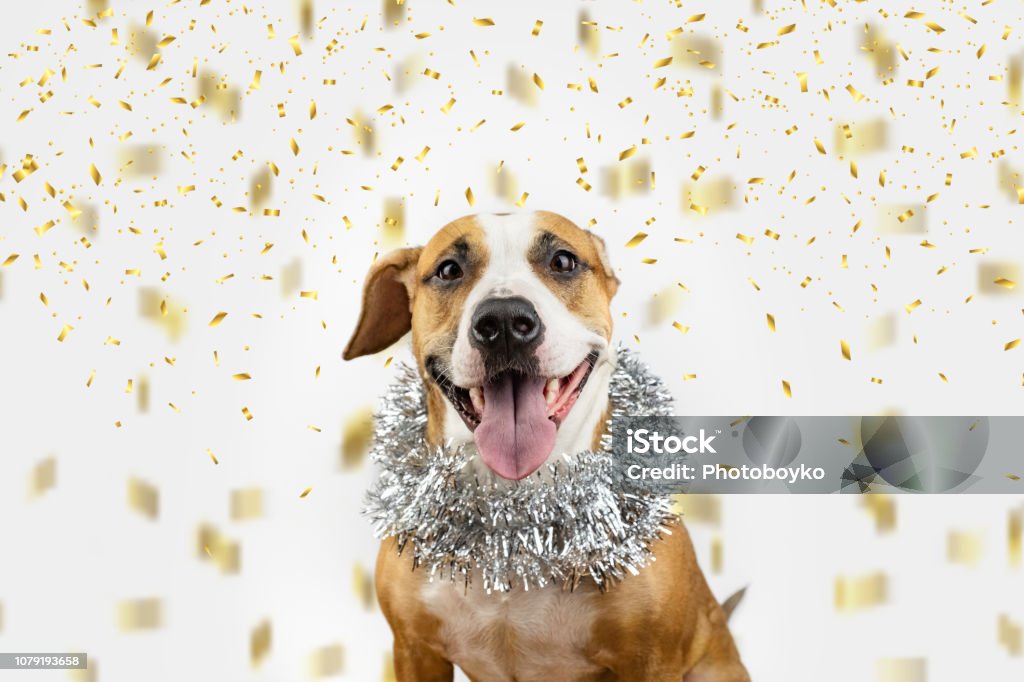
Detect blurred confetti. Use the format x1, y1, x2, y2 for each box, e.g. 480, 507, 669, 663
230, 488, 264, 521
117, 598, 162, 632
29, 456, 56, 498
834, 572, 887, 611
947, 530, 984, 567
309, 643, 345, 678
250, 619, 272, 668
876, 658, 926, 682
127, 477, 159, 520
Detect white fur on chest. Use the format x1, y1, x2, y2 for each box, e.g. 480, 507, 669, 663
422, 579, 603, 681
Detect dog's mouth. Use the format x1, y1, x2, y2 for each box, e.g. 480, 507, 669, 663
428, 351, 599, 480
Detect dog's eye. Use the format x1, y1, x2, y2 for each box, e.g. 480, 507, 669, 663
436, 260, 463, 281
549, 250, 578, 274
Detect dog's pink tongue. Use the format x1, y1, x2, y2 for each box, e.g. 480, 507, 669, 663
474, 374, 556, 480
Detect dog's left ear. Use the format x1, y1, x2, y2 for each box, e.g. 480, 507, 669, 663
343, 246, 423, 360
587, 232, 620, 299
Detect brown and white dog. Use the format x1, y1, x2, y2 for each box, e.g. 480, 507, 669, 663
344, 211, 750, 682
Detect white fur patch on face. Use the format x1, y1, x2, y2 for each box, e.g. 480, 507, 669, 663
449, 213, 607, 388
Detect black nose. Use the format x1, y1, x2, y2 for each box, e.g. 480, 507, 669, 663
470, 296, 543, 356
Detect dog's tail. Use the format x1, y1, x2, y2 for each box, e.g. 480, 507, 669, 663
720, 586, 747, 622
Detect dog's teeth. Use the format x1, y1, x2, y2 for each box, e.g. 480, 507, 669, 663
469, 387, 485, 414
545, 378, 560, 406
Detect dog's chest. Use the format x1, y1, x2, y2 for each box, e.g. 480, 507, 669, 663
421, 579, 603, 681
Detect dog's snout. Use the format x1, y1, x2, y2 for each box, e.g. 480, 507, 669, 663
470, 297, 543, 358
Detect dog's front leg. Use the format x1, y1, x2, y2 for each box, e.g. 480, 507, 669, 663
391, 636, 454, 682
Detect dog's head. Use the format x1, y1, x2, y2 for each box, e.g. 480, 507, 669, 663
344, 211, 619, 480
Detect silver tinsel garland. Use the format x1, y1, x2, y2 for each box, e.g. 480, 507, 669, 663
363, 349, 677, 593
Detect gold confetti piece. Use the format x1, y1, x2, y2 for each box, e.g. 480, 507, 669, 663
2, 254, 18, 267
948, 530, 984, 566
619, 146, 637, 161
777, 24, 796, 36
288, 34, 302, 55
532, 20, 543, 36
207, 449, 219, 465
1006, 339, 1021, 351
876, 658, 926, 682
231, 489, 264, 520
289, 138, 299, 156
299, 487, 312, 498
128, 477, 159, 520
532, 72, 545, 90
1010, 508, 1022, 567
736, 233, 754, 246
834, 572, 887, 611
998, 614, 1023, 656
796, 72, 808, 92
905, 299, 922, 314
960, 147, 977, 159
625, 232, 648, 248
242, 407, 253, 421
57, 324, 74, 342
653, 56, 673, 68
924, 21, 944, 34
766, 314, 776, 332
686, 13, 705, 23
251, 619, 272, 667
422, 67, 441, 80
846, 84, 864, 102
994, 278, 1016, 289
309, 643, 346, 678
473, 17, 495, 26
814, 138, 826, 154
870, 377, 884, 385
118, 598, 162, 631
510, 122, 526, 132
309, 100, 317, 119
782, 380, 792, 398
672, 322, 690, 335
86, 369, 96, 388
232, 373, 252, 381
897, 209, 914, 223
300, 290, 318, 300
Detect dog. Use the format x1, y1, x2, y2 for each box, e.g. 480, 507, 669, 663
344, 211, 750, 681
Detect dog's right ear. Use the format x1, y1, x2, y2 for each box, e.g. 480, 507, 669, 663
343, 247, 423, 360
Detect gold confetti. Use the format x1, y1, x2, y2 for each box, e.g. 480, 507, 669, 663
736, 233, 754, 246
814, 138, 826, 155
57, 324, 74, 342
465, 187, 475, 206
672, 322, 690, 335
777, 24, 796, 36
834, 572, 887, 611
841, 340, 851, 360
231, 489, 264, 520
128, 478, 159, 520
994, 278, 1016, 289
251, 619, 272, 667
299, 487, 313, 498
625, 232, 648, 248
766, 314, 776, 332
242, 407, 253, 421
948, 530, 984, 566
532, 20, 543, 36
846, 84, 864, 102
88, 163, 102, 184
232, 373, 252, 381
1005, 339, 1021, 351
118, 598, 162, 631
781, 380, 792, 398
619, 146, 638, 161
